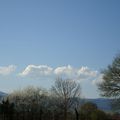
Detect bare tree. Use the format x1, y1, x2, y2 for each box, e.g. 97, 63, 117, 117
51, 78, 81, 120
8, 86, 48, 120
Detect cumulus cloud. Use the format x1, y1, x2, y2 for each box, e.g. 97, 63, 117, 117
19, 65, 53, 78
54, 65, 73, 75
92, 74, 104, 85
77, 66, 98, 80
19, 65, 99, 82
0, 65, 16, 75
54, 65, 76, 78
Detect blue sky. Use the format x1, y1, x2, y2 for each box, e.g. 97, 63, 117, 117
0, 0, 120, 98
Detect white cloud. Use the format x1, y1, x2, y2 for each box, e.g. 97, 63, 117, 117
77, 66, 98, 80
19, 65, 99, 82
0, 65, 16, 75
19, 65, 53, 77
92, 74, 104, 85
54, 65, 76, 78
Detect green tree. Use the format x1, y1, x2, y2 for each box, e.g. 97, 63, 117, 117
91, 109, 108, 120
98, 54, 120, 110
79, 102, 108, 120
79, 102, 97, 120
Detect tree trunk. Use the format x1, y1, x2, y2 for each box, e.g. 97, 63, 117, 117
64, 108, 67, 120
39, 109, 43, 120
75, 108, 79, 120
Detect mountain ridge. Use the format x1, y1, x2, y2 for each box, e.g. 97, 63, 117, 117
85, 98, 112, 111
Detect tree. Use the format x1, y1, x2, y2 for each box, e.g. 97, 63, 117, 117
79, 102, 97, 120
98, 54, 120, 110
0, 98, 14, 120
90, 109, 108, 120
8, 86, 48, 120
51, 78, 81, 120
79, 102, 108, 120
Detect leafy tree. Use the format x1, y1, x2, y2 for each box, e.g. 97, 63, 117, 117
79, 102, 108, 120
98, 54, 120, 110
91, 109, 108, 120
51, 78, 81, 120
79, 102, 97, 120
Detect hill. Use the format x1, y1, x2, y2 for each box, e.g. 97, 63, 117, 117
86, 98, 112, 111
0, 91, 7, 99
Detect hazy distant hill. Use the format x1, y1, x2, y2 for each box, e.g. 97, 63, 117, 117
0, 91, 7, 99
85, 98, 112, 111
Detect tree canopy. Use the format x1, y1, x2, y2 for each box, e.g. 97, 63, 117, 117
98, 54, 120, 110
51, 78, 81, 120
79, 102, 108, 120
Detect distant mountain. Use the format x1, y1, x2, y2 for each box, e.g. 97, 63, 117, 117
85, 98, 112, 111
0, 91, 7, 99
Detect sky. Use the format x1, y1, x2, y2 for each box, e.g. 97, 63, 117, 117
0, 0, 120, 98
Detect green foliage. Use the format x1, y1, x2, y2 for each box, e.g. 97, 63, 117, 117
79, 102, 97, 120
80, 102, 97, 113
98, 54, 120, 97
98, 54, 120, 110
79, 102, 108, 120
91, 109, 108, 120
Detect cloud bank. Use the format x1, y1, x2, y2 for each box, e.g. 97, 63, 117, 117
19, 65, 100, 82
19, 65, 53, 78
0, 65, 16, 75
0, 64, 103, 84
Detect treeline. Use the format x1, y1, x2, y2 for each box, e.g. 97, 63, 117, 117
0, 78, 114, 120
